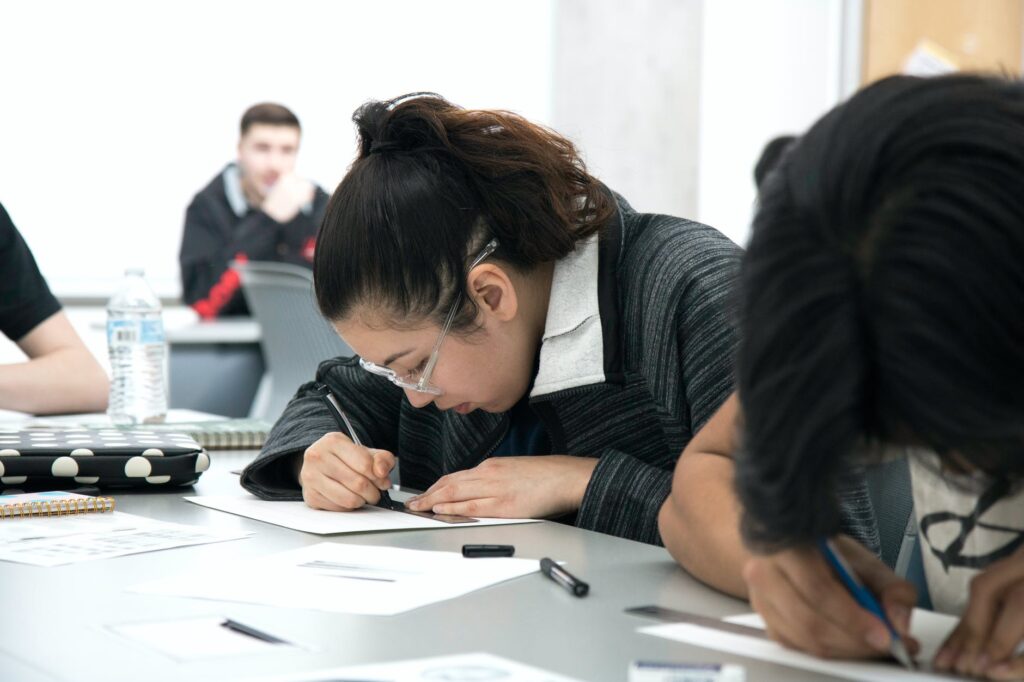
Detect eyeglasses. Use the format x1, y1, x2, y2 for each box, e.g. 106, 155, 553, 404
358, 238, 500, 396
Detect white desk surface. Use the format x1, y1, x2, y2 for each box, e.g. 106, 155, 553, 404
76, 307, 261, 345
0, 452, 846, 682
164, 318, 261, 345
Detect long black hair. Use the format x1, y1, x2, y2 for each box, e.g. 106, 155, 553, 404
736, 74, 1024, 550
313, 93, 613, 331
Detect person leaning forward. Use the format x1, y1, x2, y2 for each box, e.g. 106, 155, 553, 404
240, 92, 741, 545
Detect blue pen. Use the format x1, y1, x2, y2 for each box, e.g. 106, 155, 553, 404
819, 538, 914, 670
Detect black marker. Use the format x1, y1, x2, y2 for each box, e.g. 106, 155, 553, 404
462, 544, 515, 558
316, 384, 396, 511
540, 557, 589, 597
220, 619, 286, 644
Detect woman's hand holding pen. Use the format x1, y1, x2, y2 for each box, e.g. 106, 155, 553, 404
299, 432, 395, 511
405, 455, 598, 519
743, 535, 919, 661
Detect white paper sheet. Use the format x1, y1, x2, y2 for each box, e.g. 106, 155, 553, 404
109, 616, 298, 661
131, 542, 540, 616
0, 505, 250, 567
243, 652, 582, 681
186, 493, 541, 534
640, 608, 963, 682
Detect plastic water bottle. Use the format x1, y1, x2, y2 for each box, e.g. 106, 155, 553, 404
107, 268, 168, 424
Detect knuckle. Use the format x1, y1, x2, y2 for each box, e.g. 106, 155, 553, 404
344, 453, 372, 475
803, 639, 828, 659
304, 490, 324, 509
794, 611, 820, 634
987, 631, 1018, 658
743, 558, 767, 585
969, 573, 993, 599
804, 573, 833, 600
957, 622, 983, 646
325, 431, 347, 444
463, 500, 480, 516
318, 433, 341, 449
359, 478, 379, 500
345, 475, 370, 499
1007, 584, 1024, 607
339, 492, 363, 510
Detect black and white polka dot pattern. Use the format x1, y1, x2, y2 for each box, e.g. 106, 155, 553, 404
0, 428, 209, 489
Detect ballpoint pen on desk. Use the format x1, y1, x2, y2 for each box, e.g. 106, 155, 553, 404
540, 557, 589, 597
315, 384, 396, 511
818, 538, 915, 670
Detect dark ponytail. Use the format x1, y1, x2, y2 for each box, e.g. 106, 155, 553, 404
314, 92, 614, 330
736, 74, 1024, 551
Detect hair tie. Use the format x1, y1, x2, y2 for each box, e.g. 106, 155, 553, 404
369, 140, 402, 155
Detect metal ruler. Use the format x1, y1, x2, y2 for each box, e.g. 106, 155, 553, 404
626, 605, 769, 639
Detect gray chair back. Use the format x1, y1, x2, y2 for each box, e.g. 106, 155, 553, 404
234, 260, 353, 421
864, 453, 918, 575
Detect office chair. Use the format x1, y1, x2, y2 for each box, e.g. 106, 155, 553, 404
234, 260, 354, 422
863, 452, 918, 575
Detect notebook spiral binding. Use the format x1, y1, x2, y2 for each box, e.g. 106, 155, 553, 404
0, 496, 116, 519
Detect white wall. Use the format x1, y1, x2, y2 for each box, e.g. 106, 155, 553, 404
1, 0, 854, 302
696, 0, 847, 247
0, 0, 555, 300
552, 0, 703, 219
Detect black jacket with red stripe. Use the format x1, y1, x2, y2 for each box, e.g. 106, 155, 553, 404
178, 164, 330, 318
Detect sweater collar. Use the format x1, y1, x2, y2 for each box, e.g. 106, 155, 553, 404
531, 192, 625, 398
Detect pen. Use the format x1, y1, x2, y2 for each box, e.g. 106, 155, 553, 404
462, 544, 515, 558
540, 557, 589, 597
220, 618, 286, 644
818, 538, 915, 670
316, 384, 396, 511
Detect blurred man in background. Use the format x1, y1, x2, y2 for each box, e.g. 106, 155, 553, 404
179, 103, 329, 318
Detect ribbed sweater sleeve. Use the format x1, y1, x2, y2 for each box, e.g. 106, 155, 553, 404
240, 356, 404, 499
576, 221, 741, 544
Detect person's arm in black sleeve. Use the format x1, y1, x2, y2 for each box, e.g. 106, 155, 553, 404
179, 196, 285, 319
240, 356, 404, 500
0, 203, 109, 413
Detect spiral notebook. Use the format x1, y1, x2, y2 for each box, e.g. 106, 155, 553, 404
0, 491, 116, 519
0, 491, 251, 566
125, 419, 272, 450
25, 415, 272, 451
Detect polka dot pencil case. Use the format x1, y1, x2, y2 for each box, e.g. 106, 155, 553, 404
0, 428, 211, 489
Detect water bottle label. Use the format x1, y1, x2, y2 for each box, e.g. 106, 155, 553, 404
139, 319, 165, 344
108, 319, 165, 347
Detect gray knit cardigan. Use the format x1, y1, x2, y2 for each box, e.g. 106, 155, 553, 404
240, 193, 879, 549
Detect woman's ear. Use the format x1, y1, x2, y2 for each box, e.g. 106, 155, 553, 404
468, 264, 518, 322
